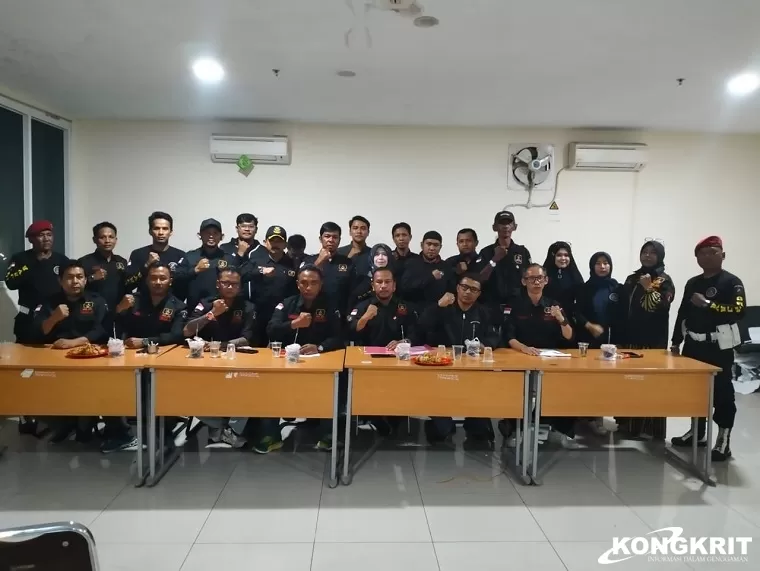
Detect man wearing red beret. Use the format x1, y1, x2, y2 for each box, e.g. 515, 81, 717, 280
671, 236, 745, 461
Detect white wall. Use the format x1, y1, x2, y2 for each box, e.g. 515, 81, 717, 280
70, 121, 760, 314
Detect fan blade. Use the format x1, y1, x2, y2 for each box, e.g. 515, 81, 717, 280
512, 156, 530, 169
531, 170, 550, 185
512, 166, 530, 187
514, 146, 539, 164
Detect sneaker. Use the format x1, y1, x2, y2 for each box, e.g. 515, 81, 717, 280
314, 439, 332, 451
221, 427, 247, 449
548, 430, 582, 449
17, 419, 38, 436
711, 428, 732, 462
671, 428, 707, 448
207, 426, 223, 447
49, 424, 76, 443
497, 419, 513, 441
101, 435, 138, 454
252, 436, 284, 455
590, 418, 609, 436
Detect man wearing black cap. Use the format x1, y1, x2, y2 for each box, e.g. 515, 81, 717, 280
476, 211, 532, 312
175, 218, 251, 309
671, 236, 745, 462
251, 226, 298, 343
399, 230, 454, 312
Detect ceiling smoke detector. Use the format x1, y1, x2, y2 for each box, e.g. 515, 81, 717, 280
413, 15, 439, 28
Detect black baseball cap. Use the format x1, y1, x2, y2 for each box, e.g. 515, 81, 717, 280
266, 225, 287, 241
494, 211, 515, 224
199, 218, 222, 232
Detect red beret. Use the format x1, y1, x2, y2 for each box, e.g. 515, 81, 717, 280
695, 235, 722, 254
25, 220, 53, 238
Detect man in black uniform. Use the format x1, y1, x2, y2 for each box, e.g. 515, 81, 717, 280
267, 265, 343, 451
503, 263, 576, 447
221, 213, 269, 301
175, 218, 251, 309
671, 236, 745, 462
400, 231, 454, 312
250, 226, 298, 343
79, 222, 127, 331
476, 211, 532, 311
418, 273, 499, 445
391, 222, 418, 283
304, 222, 355, 311
446, 228, 480, 277
125, 211, 186, 299
105, 262, 187, 453
337, 215, 371, 280
287, 234, 307, 269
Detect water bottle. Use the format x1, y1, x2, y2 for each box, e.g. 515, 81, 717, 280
226, 343, 236, 360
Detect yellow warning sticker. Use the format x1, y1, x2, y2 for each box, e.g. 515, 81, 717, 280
549, 201, 559, 210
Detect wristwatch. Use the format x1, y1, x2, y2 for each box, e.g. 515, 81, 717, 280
489, 260, 497, 268
558, 318, 568, 326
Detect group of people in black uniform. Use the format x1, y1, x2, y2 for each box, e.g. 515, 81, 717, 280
4, 208, 745, 462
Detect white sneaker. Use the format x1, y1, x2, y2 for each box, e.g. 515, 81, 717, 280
221, 427, 247, 449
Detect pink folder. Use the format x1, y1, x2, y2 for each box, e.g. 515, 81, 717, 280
362, 345, 431, 356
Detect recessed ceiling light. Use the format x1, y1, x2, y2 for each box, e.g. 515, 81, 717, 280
726, 72, 759, 96
192, 58, 225, 83
337, 70, 357, 78
413, 15, 439, 28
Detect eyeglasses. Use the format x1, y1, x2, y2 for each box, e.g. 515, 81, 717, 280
524, 275, 546, 284
458, 284, 481, 293
218, 280, 241, 289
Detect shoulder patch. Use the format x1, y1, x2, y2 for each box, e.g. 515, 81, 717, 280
275, 303, 284, 310
609, 292, 619, 302
116, 261, 125, 270
195, 303, 204, 311
503, 307, 512, 315
53, 265, 60, 275
350, 308, 358, 316
735, 284, 745, 293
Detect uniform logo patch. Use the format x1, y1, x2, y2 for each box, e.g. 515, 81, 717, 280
514, 254, 523, 265
53, 265, 60, 275
80, 301, 94, 314
275, 303, 284, 310
287, 270, 296, 277
232, 310, 243, 322
338, 264, 348, 272
315, 308, 327, 322
116, 262, 125, 270
168, 262, 178, 271
159, 308, 174, 321
544, 307, 552, 314
217, 260, 228, 268
734, 284, 744, 294
706, 287, 717, 299
195, 303, 204, 312
503, 307, 512, 315
397, 304, 407, 316
350, 309, 358, 316
609, 293, 619, 302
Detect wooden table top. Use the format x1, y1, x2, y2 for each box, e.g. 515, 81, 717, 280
152, 346, 346, 372
344, 347, 535, 371
534, 349, 720, 374
0, 344, 176, 370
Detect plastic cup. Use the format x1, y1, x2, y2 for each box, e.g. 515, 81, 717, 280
396, 342, 411, 361
0, 341, 13, 360
285, 343, 301, 364
600, 344, 617, 360
437, 344, 447, 356
578, 342, 589, 357
452, 345, 464, 360
465, 339, 480, 358
188, 339, 204, 358
209, 340, 222, 358
226, 343, 236, 360
482, 347, 494, 363
270, 341, 282, 358
107, 338, 124, 357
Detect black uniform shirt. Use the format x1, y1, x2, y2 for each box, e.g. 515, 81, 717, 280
338, 244, 371, 281
78, 250, 128, 311
4, 249, 70, 315
250, 253, 298, 318
175, 247, 251, 309
446, 252, 479, 277
190, 296, 258, 345
392, 249, 418, 283
302, 253, 355, 311
33, 291, 109, 344
221, 239, 269, 301
476, 241, 532, 306
419, 302, 500, 348
125, 245, 186, 299
672, 270, 746, 344
503, 293, 567, 349
348, 296, 419, 346
399, 255, 454, 310
116, 293, 187, 346
266, 294, 342, 351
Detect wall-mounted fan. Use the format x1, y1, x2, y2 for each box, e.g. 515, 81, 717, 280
507, 144, 555, 191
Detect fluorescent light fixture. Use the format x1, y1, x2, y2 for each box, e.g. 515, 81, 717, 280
192, 58, 225, 83
726, 72, 759, 96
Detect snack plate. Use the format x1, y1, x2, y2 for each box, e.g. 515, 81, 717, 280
412, 356, 453, 367
66, 348, 108, 359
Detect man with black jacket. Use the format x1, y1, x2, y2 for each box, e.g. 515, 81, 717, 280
400, 230, 454, 313
221, 213, 269, 301
78, 222, 127, 326
337, 215, 371, 280
304, 221, 355, 311
391, 222, 418, 283
446, 228, 480, 277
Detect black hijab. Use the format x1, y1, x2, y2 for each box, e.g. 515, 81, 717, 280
367, 243, 395, 277
635, 240, 665, 277
543, 241, 584, 287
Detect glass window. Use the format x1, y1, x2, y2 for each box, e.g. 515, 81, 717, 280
0, 105, 25, 277
32, 119, 66, 254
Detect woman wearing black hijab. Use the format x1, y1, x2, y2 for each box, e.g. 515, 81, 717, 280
575, 252, 622, 346
543, 241, 584, 317
348, 243, 394, 309
617, 240, 675, 440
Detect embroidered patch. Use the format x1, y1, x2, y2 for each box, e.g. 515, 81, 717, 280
514, 254, 523, 265
544, 307, 552, 314
276, 303, 284, 310
53, 265, 60, 275
116, 262, 125, 270
706, 287, 717, 299
288, 270, 296, 277
232, 309, 243, 322
338, 264, 348, 272
315, 308, 327, 322
195, 303, 204, 312
397, 304, 407, 316
350, 309, 358, 316
503, 307, 512, 315
609, 292, 619, 302
159, 308, 174, 321
80, 301, 94, 314
217, 260, 228, 268
169, 262, 178, 271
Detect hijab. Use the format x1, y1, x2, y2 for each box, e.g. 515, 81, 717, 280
587, 251, 618, 323
543, 241, 584, 289
367, 243, 394, 277
635, 240, 666, 277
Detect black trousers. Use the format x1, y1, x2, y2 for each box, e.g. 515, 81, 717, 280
683, 339, 736, 429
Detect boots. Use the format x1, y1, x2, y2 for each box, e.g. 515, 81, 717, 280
711, 427, 732, 462
671, 419, 707, 448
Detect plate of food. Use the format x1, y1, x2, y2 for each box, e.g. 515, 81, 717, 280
412, 353, 453, 366
65, 344, 108, 359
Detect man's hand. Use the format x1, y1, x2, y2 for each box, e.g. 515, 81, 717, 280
519, 344, 540, 356
90, 267, 107, 281
492, 246, 508, 262
691, 292, 710, 307
457, 261, 468, 275
550, 305, 564, 322
670, 344, 681, 356
195, 258, 210, 274
315, 248, 331, 265
260, 267, 276, 277
291, 312, 312, 329
638, 274, 653, 291
52, 338, 79, 350
125, 337, 143, 349
438, 293, 455, 307
116, 295, 135, 314
301, 344, 319, 355
386, 340, 400, 351
146, 252, 160, 267
348, 246, 361, 259
363, 304, 379, 321
237, 241, 251, 257
432, 269, 444, 280
211, 299, 228, 317
52, 304, 70, 322
586, 322, 604, 338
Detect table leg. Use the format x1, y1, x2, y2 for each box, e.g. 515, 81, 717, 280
148, 367, 156, 483
530, 371, 543, 484
705, 372, 715, 478
521, 370, 531, 483
515, 418, 521, 467
328, 372, 339, 489
340, 369, 354, 485
134, 368, 146, 487
146, 368, 180, 487
159, 416, 165, 469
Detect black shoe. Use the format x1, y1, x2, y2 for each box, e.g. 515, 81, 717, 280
49, 424, 76, 443
497, 419, 514, 441
424, 420, 446, 445
671, 428, 707, 448
18, 419, 38, 436
711, 428, 732, 462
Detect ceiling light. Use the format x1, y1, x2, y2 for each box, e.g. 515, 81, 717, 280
337, 70, 357, 78
192, 58, 225, 83
726, 72, 759, 96
413, 15, 439, 28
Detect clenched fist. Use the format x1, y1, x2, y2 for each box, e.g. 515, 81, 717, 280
211, 299, 229, 316
52, 304, 70, 322
291, 312, 313, 329
195, 258, 211, 273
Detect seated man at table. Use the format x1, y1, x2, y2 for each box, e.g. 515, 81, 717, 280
418, 273, 500, 446
348, 266, 419, 436
502, 263, 576, 448
267, 264, 343, 452
33, 260, 109, 442
105, 261, 187, 453
184, 265, 259, 449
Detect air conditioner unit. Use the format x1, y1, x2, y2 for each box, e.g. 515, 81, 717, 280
210, 135, 291, 165
568, 143, 648, 172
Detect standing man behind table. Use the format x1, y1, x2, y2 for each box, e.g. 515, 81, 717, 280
671, 236, 745, 462
502, 263, 576, 448
5, 220, 69, 435
446, 228, 480, 278
125, 211, 186, 300
476, 210, 532, 312
107, 262, 187, 453
338, 216, 371, 281
221, 213, 269, 301
303, 222, 355, 312
184, 266, 259, 450
287, 234, 307, 269
175, 218, 250, 310
399, 231, 454, 313
267, 265, 343, 452
418, 273, 500, 446
391, 222, 418, 283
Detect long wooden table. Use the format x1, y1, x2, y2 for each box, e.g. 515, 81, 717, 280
342, 347, 536, 485
0, 344, 173, 483
147, 347, 346, 487
532, 349, 721, 485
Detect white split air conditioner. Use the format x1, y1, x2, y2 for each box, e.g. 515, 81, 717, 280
210, 135, 291, 165
568, 143, 648, 172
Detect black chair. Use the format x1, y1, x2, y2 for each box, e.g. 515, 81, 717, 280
734, 306, 760, 384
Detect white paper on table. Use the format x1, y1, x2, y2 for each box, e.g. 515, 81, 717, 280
299, 353, 321, 358
748, 327, 760, 343
538, 349, 572, 358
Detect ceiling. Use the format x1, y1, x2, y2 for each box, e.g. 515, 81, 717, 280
2, 0, 760, 132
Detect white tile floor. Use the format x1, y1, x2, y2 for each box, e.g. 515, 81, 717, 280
2, 394, 760, 570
